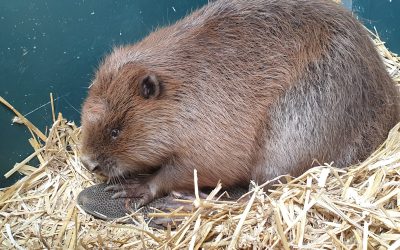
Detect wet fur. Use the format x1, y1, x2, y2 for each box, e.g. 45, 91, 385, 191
81, 0, 399, 202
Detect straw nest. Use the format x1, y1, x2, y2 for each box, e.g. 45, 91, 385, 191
1, 29, 400, 249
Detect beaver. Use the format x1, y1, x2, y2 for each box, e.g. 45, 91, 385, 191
80, 0, 399, 207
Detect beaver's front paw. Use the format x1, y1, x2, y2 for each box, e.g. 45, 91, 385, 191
104, 179, 155, 207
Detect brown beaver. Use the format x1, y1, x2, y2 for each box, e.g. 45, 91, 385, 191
80, 0, 399, 207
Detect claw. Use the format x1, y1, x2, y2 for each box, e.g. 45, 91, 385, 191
104, 185, 123, 192
137, 193, 154, 207
170, 191, 208, 200
111, 190, 128, 199
101, 177, 156, 208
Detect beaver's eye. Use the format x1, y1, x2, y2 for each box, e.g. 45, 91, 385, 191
111, 129, 120, 139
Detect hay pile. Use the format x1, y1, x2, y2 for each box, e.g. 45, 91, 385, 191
1, 32, 400, 249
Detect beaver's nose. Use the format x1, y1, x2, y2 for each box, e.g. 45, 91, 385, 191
81, 155, 100, 172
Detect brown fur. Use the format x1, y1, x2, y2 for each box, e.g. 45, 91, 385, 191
80, 0, 399, 205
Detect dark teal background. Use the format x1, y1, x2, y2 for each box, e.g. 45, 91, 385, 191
1, 0, 399, 187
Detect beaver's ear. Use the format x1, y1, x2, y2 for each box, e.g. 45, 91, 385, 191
139, 73, 161, 99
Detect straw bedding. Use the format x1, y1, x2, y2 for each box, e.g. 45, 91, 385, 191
1, 30, 400, 249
